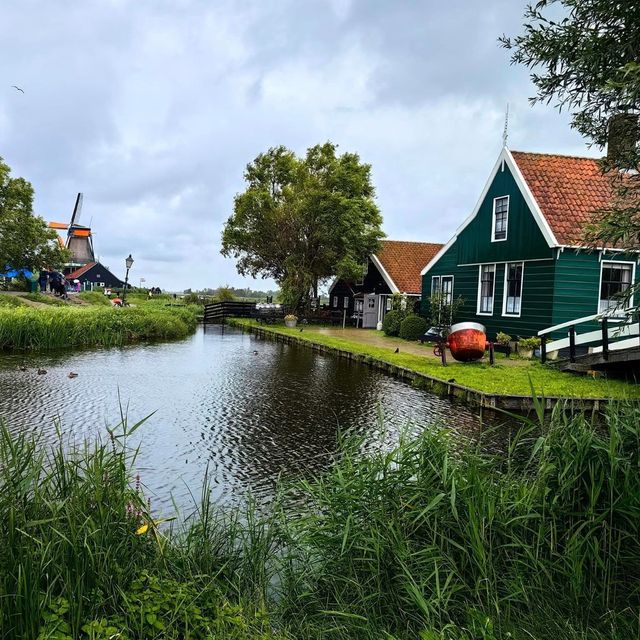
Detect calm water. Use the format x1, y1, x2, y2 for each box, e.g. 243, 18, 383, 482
0, 325, 499, 511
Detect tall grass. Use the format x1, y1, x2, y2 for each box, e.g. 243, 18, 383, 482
0, 305, 197, 350
0, 405, 638, 638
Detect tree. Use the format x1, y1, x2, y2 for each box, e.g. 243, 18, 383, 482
501, 1, 640, 249
0, 157, 68, 271
221, 143, 384, 311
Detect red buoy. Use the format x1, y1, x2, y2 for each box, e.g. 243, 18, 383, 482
447, 322, 487, 362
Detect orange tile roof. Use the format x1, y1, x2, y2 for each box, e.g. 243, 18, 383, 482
67, 262, 97, 280
510, 151, 615, 246
376, 240, 444, 294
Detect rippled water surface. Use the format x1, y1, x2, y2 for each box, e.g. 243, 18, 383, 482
0, 326, 499, 510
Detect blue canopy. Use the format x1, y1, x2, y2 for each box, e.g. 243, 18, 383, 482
2, 268, 34, 279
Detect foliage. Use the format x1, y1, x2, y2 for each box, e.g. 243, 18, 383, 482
216, 286, 236, 302
0, 305, 198, 350
221, 143, 384, 311
495, 331, 512, 345
399, 313, 428, 341
382, 309, 404, 336
427, 292, 465, 326
0, 157, 69, 271
183, 292, 203, 305
0, 294, 27, 308
231, 319, 640, 398
24, 292, 66, 306
2, 404, 640, 638
518, 336, 542, 350
502, 1, 640, 251
283, 314, 297, 321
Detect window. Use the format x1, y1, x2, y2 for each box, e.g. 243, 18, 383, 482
355, 299, 364, 313
492, 196, 509, 241
503, 262, 523, 316
599, 262, 634, 312
441, 276, 453, 306
431, 276, 441, 297
332, 295, 338, 308
477, 264, 496, 314
343, 296, 349, 309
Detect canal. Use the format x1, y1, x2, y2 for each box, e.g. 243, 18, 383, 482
0, 325, 503, 512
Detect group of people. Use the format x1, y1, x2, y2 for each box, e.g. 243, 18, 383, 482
38, 270, 80, 299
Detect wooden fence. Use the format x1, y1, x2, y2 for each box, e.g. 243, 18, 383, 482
203, 301, 256, 323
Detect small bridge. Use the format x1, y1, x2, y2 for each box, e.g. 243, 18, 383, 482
203, 301, 257, 323
538, 311, 640, 372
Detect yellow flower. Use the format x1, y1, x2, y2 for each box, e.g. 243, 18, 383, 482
136, 523, 149, 535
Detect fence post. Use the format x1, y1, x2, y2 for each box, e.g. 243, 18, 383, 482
489, 341, 494, 365
601, 317, 609, 361
569, 325, 576, 363
540, 335, 547, 364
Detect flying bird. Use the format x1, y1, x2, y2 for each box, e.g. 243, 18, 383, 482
11, 85, 24, 93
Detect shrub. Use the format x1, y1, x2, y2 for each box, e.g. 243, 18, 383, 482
495, 331, 512, 345
382, 310, 403, 336
399, 314, 427, 341
518, 336, 541, 350
183, 293, 201, 305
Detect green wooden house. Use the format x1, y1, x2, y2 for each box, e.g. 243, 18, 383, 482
421, 148, 639, 340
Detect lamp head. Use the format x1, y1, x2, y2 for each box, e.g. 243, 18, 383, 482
125, 254, 134, 270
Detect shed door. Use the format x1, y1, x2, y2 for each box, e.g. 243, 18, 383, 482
362, 294, 378, 328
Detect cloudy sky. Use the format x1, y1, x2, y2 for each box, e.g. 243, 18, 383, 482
0, 0, 590, 291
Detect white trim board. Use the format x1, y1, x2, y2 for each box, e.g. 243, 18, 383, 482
421, 148, 559, 277
370, 253, 400, 294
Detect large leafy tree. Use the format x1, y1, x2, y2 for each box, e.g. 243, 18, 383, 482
501, 0, 640, 248
222, 142, 384, 311
0, 157, 68, 272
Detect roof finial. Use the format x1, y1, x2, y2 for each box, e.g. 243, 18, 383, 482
502, 103, 510, 148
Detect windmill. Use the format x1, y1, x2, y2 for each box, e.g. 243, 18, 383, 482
48, 193, 95, 270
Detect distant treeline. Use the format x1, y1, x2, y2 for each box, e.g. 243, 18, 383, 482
184, 286, 280, 300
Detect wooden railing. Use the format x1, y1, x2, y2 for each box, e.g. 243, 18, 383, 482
537, 310, 639, 364
203, 301, 257, 323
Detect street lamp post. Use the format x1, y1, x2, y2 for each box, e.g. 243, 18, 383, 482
122, 254, 134, 306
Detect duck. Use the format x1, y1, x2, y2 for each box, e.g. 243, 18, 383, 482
37, 368, 47, 375
68, 372, 78, 379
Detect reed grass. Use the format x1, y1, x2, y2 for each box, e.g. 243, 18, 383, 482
0, 305, 197, 350
0, 404, 637, 638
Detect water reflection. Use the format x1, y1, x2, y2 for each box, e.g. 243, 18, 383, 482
0, 325, 502, 511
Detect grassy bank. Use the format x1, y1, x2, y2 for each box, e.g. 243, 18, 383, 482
0, 305, 198, 350
230, 319, 640, 399
0, 405, 638, 639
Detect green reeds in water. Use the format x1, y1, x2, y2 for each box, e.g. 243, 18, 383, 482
0, 305, 197, 350
0, 405, 638, 638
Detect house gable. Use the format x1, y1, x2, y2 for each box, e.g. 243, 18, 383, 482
422, 149, 556, 277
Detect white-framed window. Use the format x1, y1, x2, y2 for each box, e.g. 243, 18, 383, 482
343, 296, 349, 309
431, 276, 441, 297
355, 299, 364, 313
599, 261, 634, 313
477, 264, 496, 315
492, 196, 509, 242
332, 295, 338, 307
503, 262, 524, 316
441, 276, 454, 306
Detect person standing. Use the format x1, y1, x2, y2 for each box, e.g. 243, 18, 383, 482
39, 270, 49, 293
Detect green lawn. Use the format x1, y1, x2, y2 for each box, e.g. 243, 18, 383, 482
231, 319, 640, 399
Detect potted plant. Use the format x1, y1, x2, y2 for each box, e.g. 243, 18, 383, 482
494, 331, 512, 357
517, 336, 541, 359
284, 314, 298, 328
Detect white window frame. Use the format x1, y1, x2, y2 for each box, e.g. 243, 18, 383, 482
431, 275, 441, 297
476, 263, 496, 316
502, 261, 524, 318
491, 195, 509, 242
343, 296, 349, 309
332, 295, 338, 308
440, 275, 454, 306
597, 260, 636, 313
